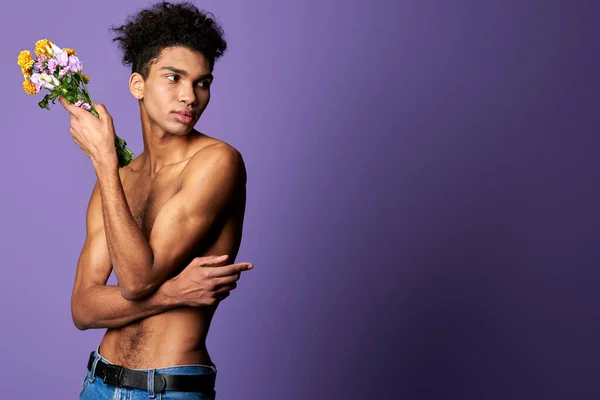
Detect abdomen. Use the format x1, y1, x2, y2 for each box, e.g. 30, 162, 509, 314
101, 303, 217, 368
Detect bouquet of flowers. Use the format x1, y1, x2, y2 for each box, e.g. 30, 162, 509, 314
17, 39, 135, 168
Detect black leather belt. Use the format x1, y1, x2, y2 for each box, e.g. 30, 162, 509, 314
87, 351, 216, 394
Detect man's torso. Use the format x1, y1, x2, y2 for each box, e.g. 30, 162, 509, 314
98, 132, 245, 368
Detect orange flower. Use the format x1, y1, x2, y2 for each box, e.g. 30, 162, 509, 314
81, 73, 90, 84
17, 50, 34, 70
21, 67, 32, 78
35, 39, 52, 57
23, 80, 37, 95
63, 47, 77, 56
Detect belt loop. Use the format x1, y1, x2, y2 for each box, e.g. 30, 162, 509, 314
89, 353, 100, 383
148, 368, 156, 398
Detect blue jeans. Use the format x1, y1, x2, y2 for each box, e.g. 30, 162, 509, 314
79, 345, 218, 399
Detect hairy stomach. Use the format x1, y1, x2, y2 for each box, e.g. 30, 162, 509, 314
100, 305, 217, 368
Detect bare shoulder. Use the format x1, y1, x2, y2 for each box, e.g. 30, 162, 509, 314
183, 139, 247, 185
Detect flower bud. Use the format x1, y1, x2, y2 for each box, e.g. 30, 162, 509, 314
50, 42, 62, 56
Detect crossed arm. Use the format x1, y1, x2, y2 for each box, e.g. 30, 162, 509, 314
71, 144, 245, 330
71, 227, 180, 330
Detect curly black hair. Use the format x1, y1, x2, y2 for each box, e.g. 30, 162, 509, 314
109, 1, 227, 80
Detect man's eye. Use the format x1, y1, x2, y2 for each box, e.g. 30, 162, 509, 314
198, 81, 211, 88
167, 74, 179, 81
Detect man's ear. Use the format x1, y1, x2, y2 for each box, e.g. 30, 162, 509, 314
129, 72, 145, 100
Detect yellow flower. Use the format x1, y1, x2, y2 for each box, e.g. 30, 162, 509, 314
17, 50, 34, 70
23, 80, 37, 95
63, 47, 77, 56
35, 39, 52, 57
21, 67, 32, 78
81, 73, 90, 84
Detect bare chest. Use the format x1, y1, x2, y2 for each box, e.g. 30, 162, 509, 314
121, 169, 184, 240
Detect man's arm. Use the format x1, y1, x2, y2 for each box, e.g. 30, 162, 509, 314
94, 143, 245, 300
71, 178, 247, 330
71, 179, 182, 330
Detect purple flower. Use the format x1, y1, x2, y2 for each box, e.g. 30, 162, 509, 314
75, 100, 91, 111
35, 56, 48, 74
58, 66, 71, 78
40, 81, 55, 90
47, 58, 58, 74
54, 49, 69, 67
68, 55, 82, 73
29, 73, 43, 92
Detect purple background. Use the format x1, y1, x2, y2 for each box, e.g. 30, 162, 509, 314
1, 0, 599, 398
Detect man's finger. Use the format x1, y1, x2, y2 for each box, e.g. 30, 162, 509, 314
58, 96, 70, 109
194, 254, 228, 267
205, 262, 253, 278
215, 292, 231, 301
58, 97, 81, 117
95, 103, 107, 115
213, 275, 240, 289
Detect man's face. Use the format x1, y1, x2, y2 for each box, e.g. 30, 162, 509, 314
139, 46, 213, 136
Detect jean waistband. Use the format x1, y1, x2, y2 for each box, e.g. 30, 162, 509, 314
92, 344, 217, 375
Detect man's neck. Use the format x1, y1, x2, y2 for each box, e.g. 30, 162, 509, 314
138, 128, 200, 175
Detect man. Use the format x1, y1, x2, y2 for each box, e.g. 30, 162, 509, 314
63, 2, 253, 399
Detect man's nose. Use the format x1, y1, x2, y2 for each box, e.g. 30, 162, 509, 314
179, 85, 196, 106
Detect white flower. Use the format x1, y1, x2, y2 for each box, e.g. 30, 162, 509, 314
50, 42, 62, 55
50, 74, 60, 86
40, 73, 53, 83
40, 73, 60, 89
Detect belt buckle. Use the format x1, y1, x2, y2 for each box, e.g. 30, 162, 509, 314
103, 366, 123, 386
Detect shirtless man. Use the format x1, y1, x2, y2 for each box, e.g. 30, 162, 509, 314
64, 3, 252, 399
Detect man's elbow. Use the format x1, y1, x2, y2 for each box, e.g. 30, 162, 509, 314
73, 318, 90, 331
120, 263, 166, 300
120, 282, 155, 301
71, 301, 90, 331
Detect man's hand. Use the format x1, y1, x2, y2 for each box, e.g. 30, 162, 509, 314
164, 254, 254, 307
58, 96, 118, 168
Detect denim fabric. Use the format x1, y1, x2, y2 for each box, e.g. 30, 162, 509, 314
79, 345, 217, 399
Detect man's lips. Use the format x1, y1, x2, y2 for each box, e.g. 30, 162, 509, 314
174, 110, 196, 118
173, 110, 196, 124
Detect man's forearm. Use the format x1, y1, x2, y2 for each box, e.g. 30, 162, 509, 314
94, 161, 154, 296
72, 280, 179, 330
